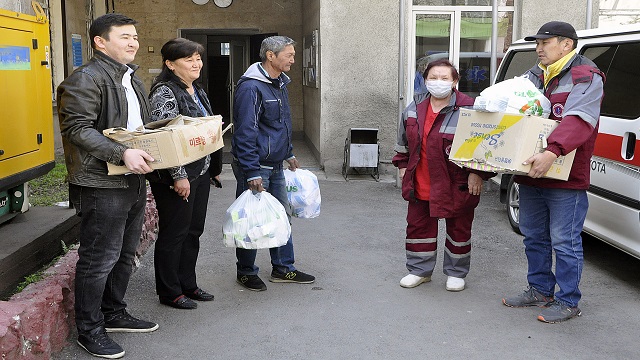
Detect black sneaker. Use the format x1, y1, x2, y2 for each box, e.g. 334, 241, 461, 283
104, 310, 159, 333
237, 274, 267, 291
77, 327, 125, 359
269, 270, 315, 284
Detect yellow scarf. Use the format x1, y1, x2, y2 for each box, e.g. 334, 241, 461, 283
538, 49, 576, 88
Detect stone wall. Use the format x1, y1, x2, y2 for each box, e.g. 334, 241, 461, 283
0, 187, 158, 359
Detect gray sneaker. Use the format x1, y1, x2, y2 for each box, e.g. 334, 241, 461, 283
537, 300, 581, 323
502, 287, 553, 307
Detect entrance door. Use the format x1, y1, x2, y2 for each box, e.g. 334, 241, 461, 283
411, 12, 455, 98
410, 7, 514, 101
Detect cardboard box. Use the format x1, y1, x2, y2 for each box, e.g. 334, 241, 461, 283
450, 109, 575, 180
104, 115, 230, 175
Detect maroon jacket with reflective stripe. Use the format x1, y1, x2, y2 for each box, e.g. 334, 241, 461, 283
393, 90, 494, 218
515, 55, 605, 189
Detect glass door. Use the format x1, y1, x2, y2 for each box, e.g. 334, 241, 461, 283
409, 6, 515, 102
412, 12, 455, 96
458, 11, 512, 97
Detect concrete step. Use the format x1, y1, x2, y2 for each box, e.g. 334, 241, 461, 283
0, 205, 79, 298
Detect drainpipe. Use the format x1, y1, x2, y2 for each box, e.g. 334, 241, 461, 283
586, 0, 593, 29
397, 0, 406, 187
398, 0, 406, 116
490, 0, 498, 85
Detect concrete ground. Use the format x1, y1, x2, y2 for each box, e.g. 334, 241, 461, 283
53, 163, 640, 359
29, 117, 640, 359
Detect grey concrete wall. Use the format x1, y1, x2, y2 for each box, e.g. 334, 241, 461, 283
319, 0, 400, 173
516, 0, 599, 40
302, 0, 321, 162
114, 0, 304, 133
63, 0, 89, 76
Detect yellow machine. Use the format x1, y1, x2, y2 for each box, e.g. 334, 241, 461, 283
0, 2, 54, 223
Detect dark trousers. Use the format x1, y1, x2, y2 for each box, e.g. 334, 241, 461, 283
150, 174, 210, 299
70, 175, 147, 334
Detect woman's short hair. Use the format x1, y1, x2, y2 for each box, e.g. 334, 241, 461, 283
423, 58, 460, 82
153, 38, 205, 88
160, 38, 205, 63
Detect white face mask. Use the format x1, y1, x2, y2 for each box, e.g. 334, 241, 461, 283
426, 80, 454, 99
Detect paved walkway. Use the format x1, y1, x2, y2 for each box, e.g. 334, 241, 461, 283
53, 169, 640, 359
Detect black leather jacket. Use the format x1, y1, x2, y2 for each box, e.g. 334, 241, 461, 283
57, 51, 151, 188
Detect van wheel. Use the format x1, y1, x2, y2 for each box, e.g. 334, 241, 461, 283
507, 176, 522, 235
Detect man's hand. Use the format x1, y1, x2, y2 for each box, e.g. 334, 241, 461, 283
248, 178, 264, 192
523, 150, 558, 179
398, 168, 406, 180
123, 149, 154, 174
286, 157, 300, 171
173, 178, 190, 200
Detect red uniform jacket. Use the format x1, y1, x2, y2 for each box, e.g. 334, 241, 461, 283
393, 90, 495, 218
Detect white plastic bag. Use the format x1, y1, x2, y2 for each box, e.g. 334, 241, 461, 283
474, 76, 551, 118
284, 169, 321, 218
222, 190, 291, 249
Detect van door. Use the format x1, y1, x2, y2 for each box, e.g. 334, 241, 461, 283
496, 39, 640, 258
580, 41, 640, 254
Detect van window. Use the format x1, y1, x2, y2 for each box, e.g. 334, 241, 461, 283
582, 42, 640, 120
496, 49, 538, 82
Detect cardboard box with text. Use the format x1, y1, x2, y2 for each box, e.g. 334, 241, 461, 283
104, 115, 229, 175
450, 109, 575, 180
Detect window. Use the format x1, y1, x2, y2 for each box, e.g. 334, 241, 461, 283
413, 0, 512, 5
220, 42, 230, 56
496, 49, 538, 82
583, 42, 640, 119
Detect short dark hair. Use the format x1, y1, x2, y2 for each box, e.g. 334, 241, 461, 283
557, 36, 578, 50
423, 58, 460, 82
153, 38, 206, 89
89, 13, 137, 50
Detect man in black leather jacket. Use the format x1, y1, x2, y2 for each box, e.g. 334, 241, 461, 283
57, 13, 158, 359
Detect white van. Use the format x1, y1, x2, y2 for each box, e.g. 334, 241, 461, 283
495, 24, 640, 258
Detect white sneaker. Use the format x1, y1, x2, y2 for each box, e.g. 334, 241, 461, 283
400, 274, 431, 288
445, 276, 465, 291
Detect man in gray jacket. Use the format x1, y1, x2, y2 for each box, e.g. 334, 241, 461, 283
57, 13, 157, 359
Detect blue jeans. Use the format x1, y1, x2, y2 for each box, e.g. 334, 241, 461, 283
69, 175, 147, 334
519, 185, 588, 308
231, 160, 296, 275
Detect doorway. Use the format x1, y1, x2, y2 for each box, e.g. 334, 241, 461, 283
409, 6, 515, 103
181, 31, 276, 163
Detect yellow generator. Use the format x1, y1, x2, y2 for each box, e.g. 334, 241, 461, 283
0, 2, 54, 224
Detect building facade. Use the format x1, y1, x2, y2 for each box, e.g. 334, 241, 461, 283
3, 0, 603, 175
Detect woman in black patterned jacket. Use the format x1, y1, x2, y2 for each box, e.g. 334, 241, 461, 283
148, 38, 222, 310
